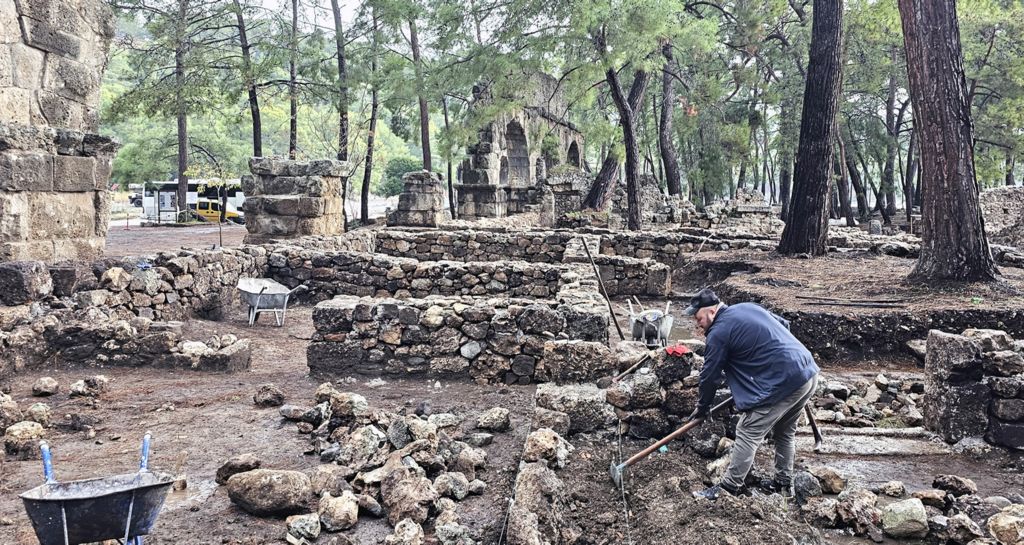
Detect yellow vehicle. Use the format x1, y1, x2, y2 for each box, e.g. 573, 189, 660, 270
192, 199, 245, 224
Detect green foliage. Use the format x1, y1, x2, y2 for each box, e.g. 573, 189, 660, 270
379, 156, 423, 197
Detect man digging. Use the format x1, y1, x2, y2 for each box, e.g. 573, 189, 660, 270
683, 288, 820, 500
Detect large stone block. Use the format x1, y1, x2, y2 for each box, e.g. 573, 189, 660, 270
924, 382, 991, 443
925, 330, 984, 382
28, 190, 96, 238
37, 90, 86, 129
20, 17, 81, 57
10, 42, 45, 87
43, 55, 99, 104
0, 260, 53, 304
0, 192, 29, 242
0, 46, 12, 86
0, 88, 33, 125
0, 151, 53, 191
0, 1, 21, 43
987, 419, 1024, 450
52, 154, 94, 191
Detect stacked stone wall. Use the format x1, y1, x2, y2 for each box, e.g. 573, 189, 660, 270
0, 0, 118, 262
307, 294, 609, 384
924, 328, 1024, 450
980, 186, 1024, 248
386, 171, 451, 227
242, 158, 349, 243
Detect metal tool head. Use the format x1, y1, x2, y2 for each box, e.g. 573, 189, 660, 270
609, 461, 625, 487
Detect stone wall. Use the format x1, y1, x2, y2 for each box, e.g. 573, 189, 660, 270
242, 158, 349, 243
980, 186, 1024, 248
0, 0, 117, 262
307, 294, 609, 384
923, 328, 1024, 450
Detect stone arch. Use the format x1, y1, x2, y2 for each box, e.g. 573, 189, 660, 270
535, 157, 547, 182
504, 120, 530, 186
499, 156, 510, 186
567, 141, 581, 168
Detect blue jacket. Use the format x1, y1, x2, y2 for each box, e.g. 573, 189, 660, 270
697, 303, 819, 412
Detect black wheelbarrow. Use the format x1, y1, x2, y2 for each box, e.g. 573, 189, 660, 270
20, 433, 175, 545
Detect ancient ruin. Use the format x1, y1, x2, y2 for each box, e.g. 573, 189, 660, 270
0, 0, 117, 262
242, 158, 350, 243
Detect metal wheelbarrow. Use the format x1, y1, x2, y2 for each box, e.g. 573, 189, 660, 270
20, 433, 174, 545
628, 300, 674, 348
236, 277, 307, 327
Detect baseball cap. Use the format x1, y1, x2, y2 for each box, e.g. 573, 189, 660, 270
682, 288, 720, 316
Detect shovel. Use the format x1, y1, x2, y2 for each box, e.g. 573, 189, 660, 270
609, 397, 734, 487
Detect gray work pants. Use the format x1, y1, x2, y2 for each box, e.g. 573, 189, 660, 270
722, 376, 818, 490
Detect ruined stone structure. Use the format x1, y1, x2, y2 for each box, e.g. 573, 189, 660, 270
385, 170, 451, 227
241, 158, 350, 243
923, 328, 1024, 450
700, 188, 784, 238
457, 72, 585, 220
980, 186, 1024, 249
0, 0, 117, 262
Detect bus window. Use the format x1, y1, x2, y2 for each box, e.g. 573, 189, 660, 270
211, 203, 220, 212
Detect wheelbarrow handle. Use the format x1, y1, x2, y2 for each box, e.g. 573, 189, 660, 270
40, 440, 55, 483
139, 432, 152, 471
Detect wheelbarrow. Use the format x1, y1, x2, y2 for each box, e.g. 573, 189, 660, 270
20, 433, 174, 545
627, 300, 674, 348
236, 277, 307, 326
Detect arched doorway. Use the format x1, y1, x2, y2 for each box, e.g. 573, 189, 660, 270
504, 121, 529, 186
567, 141, 581, 167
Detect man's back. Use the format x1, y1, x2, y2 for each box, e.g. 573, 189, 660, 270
702, 302, 819, 411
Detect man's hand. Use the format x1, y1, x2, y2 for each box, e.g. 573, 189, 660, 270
688, 406, 708, 422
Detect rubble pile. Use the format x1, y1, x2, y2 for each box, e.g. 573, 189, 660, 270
2, 374, 106, 459
0, 307, 251, 374
811, 373, 925, 428
925, 328, 1024, 450
223, 383, 525, 544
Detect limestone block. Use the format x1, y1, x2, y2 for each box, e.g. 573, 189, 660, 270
93, 190, 109, 236
0, 192, 29, 242
0, 260, 53, 304
43, 55, 99, 104
37, 89, 88, 129
0, 88, 33, 125
0, 47, 11, 86
0, 151, 53, 191
93, 154, 112, 188
0, 1, 21, 43
20, 17, 81, 57
26, 191, 94, 239
53, 155, 94, 191
924, 382, 991, 443
0, 240, 54, 261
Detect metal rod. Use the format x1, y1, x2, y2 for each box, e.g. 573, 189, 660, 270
581, 238, 625, 341
612, 354, 652, 383
140, 432, 152, 471
40, 440, 55, 483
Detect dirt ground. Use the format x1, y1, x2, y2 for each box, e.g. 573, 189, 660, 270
0, 305, 535, 544
105, 223, 247, 257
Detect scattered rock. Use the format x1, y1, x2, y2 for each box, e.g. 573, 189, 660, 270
253, 384, 285, 407
434, 472, 470, 500
428, 413, 462, 429
836, 487, 882, 539
793, 470, 823, 502
941, 513, 985, 544
216, 453, 262, 485
226, 469, 311, 516
310, 465, 354, 497
532, 407, 570, 437
912, 488, 949, 509
381, 467, 439, 525
802, 497, 840, 527
468, 479, 486, 495
287, 513, 321, 540
318, 490, 359, 532
4, 421, 44, 458
988, 504, 1024, 545
69, 375, 108, 397
464, 432, 493, 448
385, 518, 424, 545
878, 481, 906, 497
31, 377, 59, 396
356, 493, 384, 517
25, 403, 51, 427
934, 474, 979, 497
451, 447, 487, 481
881, 498, 929, 538
535, 383, 615, 434
810, 466, 847, 494
522, 428, 574, 469
279, 405, 307, 421
476, 407, 511, 432
0, 395, 21, 429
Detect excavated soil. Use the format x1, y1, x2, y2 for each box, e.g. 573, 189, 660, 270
0, 305, 534, 545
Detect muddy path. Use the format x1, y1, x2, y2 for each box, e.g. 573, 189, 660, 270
0, 305, 535, 544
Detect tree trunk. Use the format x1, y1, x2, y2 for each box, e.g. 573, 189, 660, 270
660, 43, 682, 196
330, 0, 348, 161
442, 96, 456, 218
842, 131, 869, 220
409, 18, 431, 172
232, 0, 261, 157
882, 49, 899, 221
175, 0, 189, 216
778, 0, 844, 256
288, 0, 297, 159
360, 9, 378, 224
582, 71, 649, 211
898, 0, 997, 281
779, 153, 792, 222
605, 67, 649, 231
1006, 152, 1016, 186
736, 160, 747, 190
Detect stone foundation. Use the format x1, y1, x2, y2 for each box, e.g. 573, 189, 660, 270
386, 171, 451, 227
924, 328, 1024, 450
307, 293, 608, 384
242, 158, 349, 243
455, 183, 507, 220
980, 186, 1024, 248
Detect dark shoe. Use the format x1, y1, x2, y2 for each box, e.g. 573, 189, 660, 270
759, 477, 793, 498
693, 482, 740, 500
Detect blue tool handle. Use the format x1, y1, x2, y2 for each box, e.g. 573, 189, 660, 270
139, 432, 152, 471
40, 441, 55, 483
